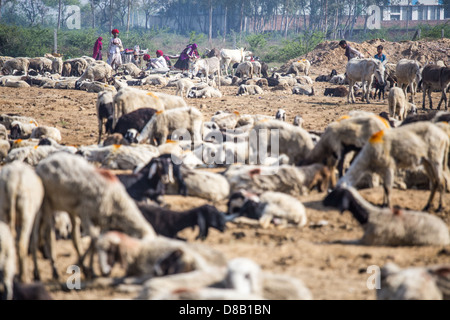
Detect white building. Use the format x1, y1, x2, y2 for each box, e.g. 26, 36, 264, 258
382, 0, 446, 21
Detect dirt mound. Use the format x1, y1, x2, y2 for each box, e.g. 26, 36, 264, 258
280, 38, 450, 75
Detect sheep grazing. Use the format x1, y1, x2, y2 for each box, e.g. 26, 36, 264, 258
396, 59, 422, 104
238, 191, 308, 228
28, 57, 52, 74
337, 122, 450, 211
377, 262, 450, 300
286, 59, 311, 77
30, 126, 62, 143
421, 64, 450, 110
275, 109, 286, 121
116, 154, 187, 204
324, 86, 349, 97
323, 186, 450, 246
251, 119, 314, 165
137, 203, 230, 240
388, 87, 416, 121
75, 60, 113, 89
96, 231, 227, 278
224, 163, 330, 196
237, 84, 264, 96
138, 107, 203, 145
32, 152, 156, 280
96, 91, 114, 144
175, 78, 195, 98
1, 57, 30, 76
301, 114, 390, 187
0, 221, 16, 300
0, 162, 44, 283
113, 87, 165, 129
292, 85, 314, 96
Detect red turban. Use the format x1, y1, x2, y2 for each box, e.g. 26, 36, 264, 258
156, 50, 163, 57
111, 29, 119, 35
143, 54, 151, 61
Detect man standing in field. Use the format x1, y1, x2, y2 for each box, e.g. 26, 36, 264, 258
339, 40, 365, 61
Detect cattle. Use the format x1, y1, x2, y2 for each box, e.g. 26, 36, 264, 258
396, 59, 422, 104
220, 48, 253, 76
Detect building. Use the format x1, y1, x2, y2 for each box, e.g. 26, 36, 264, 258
381, 0, 446, 22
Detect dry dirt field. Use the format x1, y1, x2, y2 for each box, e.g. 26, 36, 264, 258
1, 53, 450, 300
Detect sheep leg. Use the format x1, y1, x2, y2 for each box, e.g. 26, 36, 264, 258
422, 86, 427, 110
428, 87, 434, 110
32, 208, 43, 281
382, 168, 394, 208
97, 118, 103, 145
422, 161, 438, 212
409, 81, 415, 104
17, 204, 35, 283
436, 89, 447, 111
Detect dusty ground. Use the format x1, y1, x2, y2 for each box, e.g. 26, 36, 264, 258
1, 72, 449, 300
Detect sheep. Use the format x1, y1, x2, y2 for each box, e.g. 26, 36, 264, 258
0, 140, 9, 161
141, 74, 168, 86
0, 221, 15, 300
61, 61, 71, 77
65, 58, 89, 77
237, 191, 308, 228
301, 114, 390, 187
251, 61, 262, 78
54, 79, 77, 90
337, 122, 450, 211
296, 75, 314, 85
251, 119, 315, 165
396, 59, 422, 104
79, 80, 117, 93
191, 57, 221, 84
188, 86, 222, 98
329, 74, 346, 85
4, 145, 77, 166
4, 79, 30, 88
323, 186, 450, 246
151, 92, 187, 110
108, 108, 157, 140
28, 57, 52, 74
275, 109, 286, 121
96, 91, 114, 144
116, 154, 187, 204
175, 78, 195, 98
138, 107, 203, 145
377, 262, 450, 300
388, 87, 417, 121
9, 120, 39, 140
292, 85, 314, 96
113, 87, 165, 129
138, 203, 230, 240
96, 231, 227, 278
51, 57, 63, 74
324, 86, 349, 97
32, 152, 157, 280
237, 84, 264, 96
30, 126, 62, 143
1, 58, 29, 76
75, 60, 113, 88
141, 257, 312, 300
0, 162, 44, 283
224, 163, 330, 196
286, 59, 311, 76
118, 63, 143, 78
234, 61, 254, 79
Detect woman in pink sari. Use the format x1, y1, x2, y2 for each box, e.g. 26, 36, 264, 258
93, 37, 103, 60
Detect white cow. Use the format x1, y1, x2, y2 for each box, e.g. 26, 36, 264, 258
220, 48, 253, 76
346, 58, 386, 104
395, 59, 422, 104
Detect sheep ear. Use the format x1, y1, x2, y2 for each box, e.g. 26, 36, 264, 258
148, 162, 158, 179
196, 213, 207, 240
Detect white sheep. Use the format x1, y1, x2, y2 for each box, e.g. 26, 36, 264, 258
388, 87, 416, 121
32, 152, 157, 280
377, 262, 450, 300
75, 60, 113, 88
235, 61, 254, 79
151, 92, 187, 110
113, 87, 165, 129
0, 161, 44, 283
4, 79, 30, 88
79, 80, 117, 93
0, 221, 15, 300
51, 57, 63, 74
237, 84, 264, 96
138, 107, 203, 145
0, 140, 9, 161
9, 120, 39, 139
275, 109, 286, 121
4, 145, 77, 166
1, 57, 30, 76
324, 186, 450, 246
338, 122, 450, 211
287, 59, 311, 76
175, 78, 195, 98
118, 63, 143, 78
30, 126, 62, 143
251, 119, 315, 165
188, 86, 223, 98
296, 75, 314, 85
142, 74, 168, 86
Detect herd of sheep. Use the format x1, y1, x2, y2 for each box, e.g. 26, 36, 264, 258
0, 49, 450, 301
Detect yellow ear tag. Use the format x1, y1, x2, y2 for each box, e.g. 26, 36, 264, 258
369, 130, 384, 144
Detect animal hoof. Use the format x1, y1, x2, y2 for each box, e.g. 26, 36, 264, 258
422, 205, 431, 212
435, 206, 444, 213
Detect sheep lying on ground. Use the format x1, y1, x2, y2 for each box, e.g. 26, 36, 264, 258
32, 152, 156, 280
141, 75, 168, 86
377, 262, 450, 300
96, 231, 227, 277
324, 86, 349, 97
337, 122, 450, 211
292, 85, 314, 96
118, 63, 143, 78
0, 162, 44, 283
237, 84, 264, 96
9, 120, 39, 139
0, 222, 15, 300
188, 86, 223, 98
4, 79, 30, 88
224, 163, 330, 196
323, 186, 450, 246
4, 145, 77, 166
79, 80, 117, 93
30, 126, 62, 143
0, 114, 38, 130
